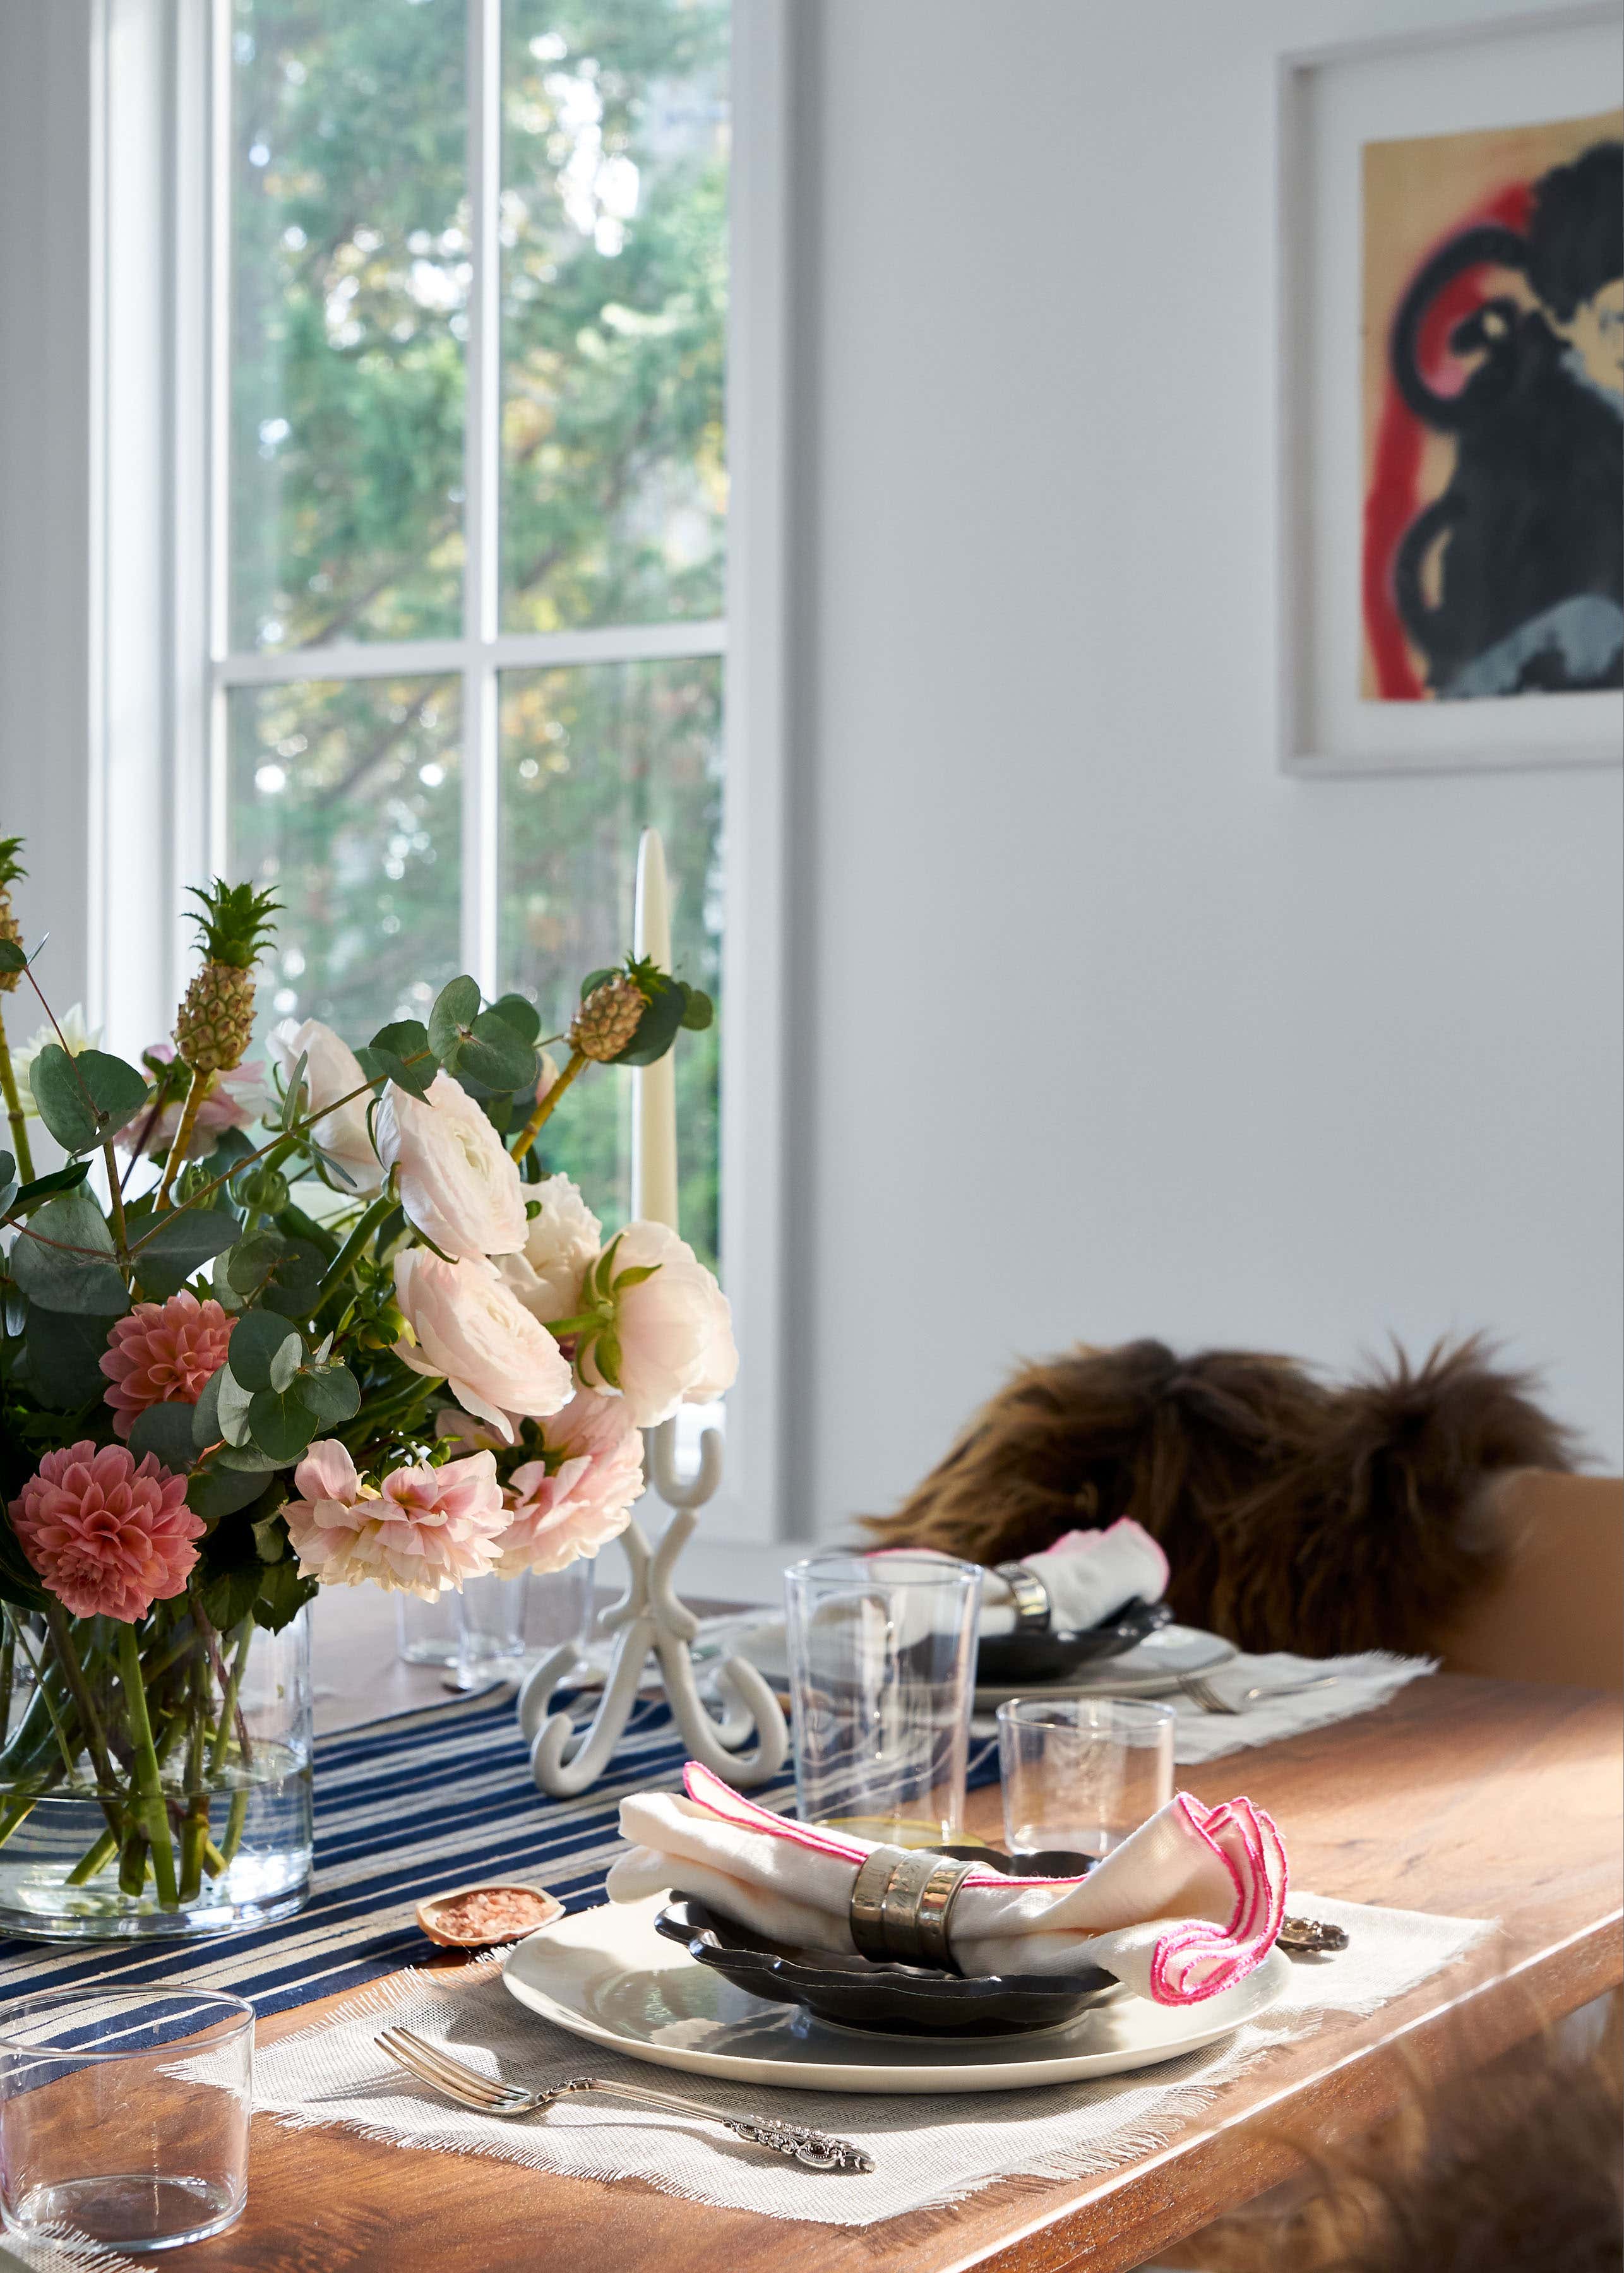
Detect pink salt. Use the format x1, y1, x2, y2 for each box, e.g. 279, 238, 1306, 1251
427, 1887, 556, 1944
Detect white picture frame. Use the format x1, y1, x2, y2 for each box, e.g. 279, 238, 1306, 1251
1277, 6, 1623, 777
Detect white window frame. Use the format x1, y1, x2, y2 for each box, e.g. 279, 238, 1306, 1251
75, 0, 790, 1542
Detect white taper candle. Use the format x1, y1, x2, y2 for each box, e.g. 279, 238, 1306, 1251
631, 826, 680, 1232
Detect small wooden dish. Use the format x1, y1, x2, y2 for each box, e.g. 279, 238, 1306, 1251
415, 1881, 564, 1949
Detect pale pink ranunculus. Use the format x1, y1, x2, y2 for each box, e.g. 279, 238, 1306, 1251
495, 1389, 646, 1577
9, 1441, 203, 1621
576, 1221, 738, 1429
268, 1017, 382, 1194
282, 1439, 510, 1598
393, 1248, 573, 1443
117, 1047, 269, 1160
373, 1072, 527, 1260
99, 1291, 237, 1441
494, 1171, 602, 1325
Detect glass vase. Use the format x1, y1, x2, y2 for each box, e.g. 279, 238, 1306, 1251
0, 1601, 312, 1943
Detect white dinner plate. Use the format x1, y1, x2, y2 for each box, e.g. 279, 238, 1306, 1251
502, 1895, 1289, 2094
718, 1614, 1237, 1707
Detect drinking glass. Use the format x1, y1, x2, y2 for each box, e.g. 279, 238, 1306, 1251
997, 1697, 1176, 1858
0, 1988, 252, 2252
785, 1550, 982, 1847
397, 1565, 591, 1683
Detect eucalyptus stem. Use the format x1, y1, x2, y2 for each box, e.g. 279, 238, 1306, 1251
0, 1794, 35, 1851
153, 1068, 212, 1210
208, 1620, 253, 1779
0, 1008, 35, 1183
178, 1656, 210, 1901
102, 1142, 131, 1268
116, 1621, 177, 1907
0, 1625, 14, 1748
43, 1607, 126, 1847
510, 1049, 586, 1164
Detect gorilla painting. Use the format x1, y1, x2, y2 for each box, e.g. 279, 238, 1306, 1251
1361, 112, 1623, 702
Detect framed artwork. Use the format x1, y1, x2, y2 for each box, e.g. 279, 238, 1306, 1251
1279, 7, 1623, 775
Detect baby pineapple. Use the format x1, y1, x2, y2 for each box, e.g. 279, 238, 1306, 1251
174, 880, 280, 1075
570, 972, 648, 1063
0, 837, 25, 994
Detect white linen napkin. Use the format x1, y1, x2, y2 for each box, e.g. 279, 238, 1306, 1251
978, 1518, 1169, 1637
607, 1760, 1286, 2007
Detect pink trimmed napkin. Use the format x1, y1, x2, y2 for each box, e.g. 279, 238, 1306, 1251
607, 1761, 1287, 2007
979, 1517, 1169, 1637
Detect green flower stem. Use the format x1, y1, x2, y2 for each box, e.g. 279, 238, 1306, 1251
208, 1621, 253, 1779
220, 1787, 250, 1870
102, 1142, 131, 1277
117, 1827, 148, 1897
0, 1006, 36, 1183
313, 1194, 395, 1311
0, 1794, 35, 1851
152, 1066, 215, 1210
0, 1625, 14, 1748
44, 1608, 122, 1840
509, 1047, 586, 1164
178, 1657, 210, 1902
116, 1621, 177, 1908
203, 1834, 228, 1879
66, 1827, 118, 1885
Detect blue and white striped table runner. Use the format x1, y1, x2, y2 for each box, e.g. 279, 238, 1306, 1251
0, 1694, 997, 2020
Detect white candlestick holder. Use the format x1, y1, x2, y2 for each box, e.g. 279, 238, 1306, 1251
516, 1414, 789, 1796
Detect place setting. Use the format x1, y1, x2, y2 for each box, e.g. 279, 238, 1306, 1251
241, 1540, 1491, 2231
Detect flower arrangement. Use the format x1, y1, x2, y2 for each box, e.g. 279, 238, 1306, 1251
0, 837, 731, 1926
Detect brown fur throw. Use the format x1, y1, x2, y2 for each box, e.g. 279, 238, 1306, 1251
864, 1337, 1577, 1657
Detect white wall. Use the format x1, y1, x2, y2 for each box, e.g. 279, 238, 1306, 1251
785, 0, 1624, 1541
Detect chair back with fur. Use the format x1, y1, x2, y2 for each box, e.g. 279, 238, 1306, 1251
866, 1337, 1578, 1660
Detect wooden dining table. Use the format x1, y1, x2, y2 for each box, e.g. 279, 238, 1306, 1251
179, 1659, 1620, 2273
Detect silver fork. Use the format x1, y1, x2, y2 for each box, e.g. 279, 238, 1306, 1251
1178, 1673, 1340, 1715
374, 2026, 875, 2173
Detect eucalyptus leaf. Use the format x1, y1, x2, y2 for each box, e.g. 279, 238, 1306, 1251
248, 1386, 318, 1462
427, 974, 481, 1058
215, 1442, 281, 1474
131, 1205, 240, 1301
0, 940, 25, 974
0, 1522, 47, 1613
359, 1020, 436, 1101
448, 1010, 539, 1094
8, 1192, 128, 1314
294, 1361, 361, 1426
486, 993, 541, 1044
254, 1556, 318, 1632
4, 1160, 92, 1217
29, 1044, 150, 1155
193, 1365, 226, 1447
258, 1238, 326, 1320
0, 1151, 15, 1216
217, 1368, 256, 1448
226, 1310, 303, 1392
252, 1513, 287, 1563
126, 1402, 199, 1472
679, 987, 713, 1032
23, 1306, 121, 1409
186, 1460, 272, 1520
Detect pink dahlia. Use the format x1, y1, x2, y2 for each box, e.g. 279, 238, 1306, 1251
9, 1441, 203, 1622
282, 1440, 510, 1600
496, 1388, 646, 1577
100, 1292, 236, 1441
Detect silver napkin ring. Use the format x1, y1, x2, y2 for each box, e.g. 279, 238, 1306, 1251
994, 1560, 1052, 1633
849, 1846, 974, 1970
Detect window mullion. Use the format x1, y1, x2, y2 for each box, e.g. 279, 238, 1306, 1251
460, 0, 503, 993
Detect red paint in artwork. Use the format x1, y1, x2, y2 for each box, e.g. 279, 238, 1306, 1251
1363, 182, 1533, 699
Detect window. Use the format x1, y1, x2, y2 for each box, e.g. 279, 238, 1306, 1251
216, 0, 729, 1267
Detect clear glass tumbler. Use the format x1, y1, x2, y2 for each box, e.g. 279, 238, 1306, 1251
397, 1565, 591, 1685
997, 1697, 1176, 1858
784, 1550, 982, 1847
0, 1987, 252, 2252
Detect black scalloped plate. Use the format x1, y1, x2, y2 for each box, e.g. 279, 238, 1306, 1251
975, 1594, 1174, 1685
655, 1848, 1114, 2038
